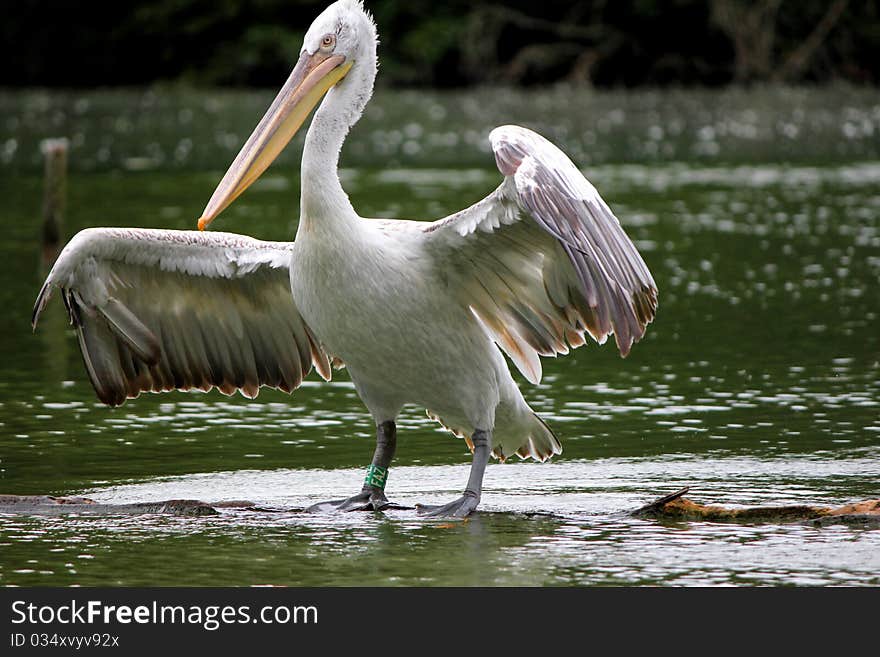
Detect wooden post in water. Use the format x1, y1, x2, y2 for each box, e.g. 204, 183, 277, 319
40, 137, 69, 267
37, 139, 71, 385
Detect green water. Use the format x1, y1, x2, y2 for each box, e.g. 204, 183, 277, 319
1, 87, 879, 586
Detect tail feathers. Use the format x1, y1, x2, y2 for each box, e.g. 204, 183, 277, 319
512, 411, 561, 462
426, 408, 561, 463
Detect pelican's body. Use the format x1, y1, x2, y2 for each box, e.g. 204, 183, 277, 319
291, 211, 533, 456
34, 0, 657, 516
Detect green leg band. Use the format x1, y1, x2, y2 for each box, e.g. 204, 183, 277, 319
364, 464, 388, 490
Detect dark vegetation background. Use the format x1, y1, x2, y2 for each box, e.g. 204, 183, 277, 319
3, 0, 877, 89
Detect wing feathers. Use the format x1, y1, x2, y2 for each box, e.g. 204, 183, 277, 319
34, 228, 329, 406
76, 311, 129, 406
98, 298, 161, 365
426, 124, 657, 381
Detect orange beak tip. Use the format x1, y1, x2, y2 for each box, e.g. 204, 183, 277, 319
197, 216, 209, 231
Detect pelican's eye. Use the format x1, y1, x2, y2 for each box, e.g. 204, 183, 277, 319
320, 34, 336, 51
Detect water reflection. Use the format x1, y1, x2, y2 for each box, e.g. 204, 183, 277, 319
1, 450, 878, 586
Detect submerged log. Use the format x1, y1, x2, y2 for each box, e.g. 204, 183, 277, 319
633, 490, 880, 527
0, 495, 228, 517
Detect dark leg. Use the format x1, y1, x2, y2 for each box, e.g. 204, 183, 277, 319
307, 421, 409, 512
417, 429, 491, 518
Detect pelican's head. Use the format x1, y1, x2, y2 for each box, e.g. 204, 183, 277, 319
198, 0, 377, 230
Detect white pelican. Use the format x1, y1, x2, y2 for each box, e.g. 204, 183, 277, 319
33, 0, 657, 517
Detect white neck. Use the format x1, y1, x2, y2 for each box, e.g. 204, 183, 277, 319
298, 52, 376, 236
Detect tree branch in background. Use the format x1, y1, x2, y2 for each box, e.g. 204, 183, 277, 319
710, 0, 784, 83
772, 0, 849, 82
711, 0, 851, 84
462, 3, 621, 85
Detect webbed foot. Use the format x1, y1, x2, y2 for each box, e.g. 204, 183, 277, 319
306, 488, 411, 513
416, 492, 480, 518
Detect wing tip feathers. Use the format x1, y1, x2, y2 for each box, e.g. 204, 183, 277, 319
32, 281, 53, 331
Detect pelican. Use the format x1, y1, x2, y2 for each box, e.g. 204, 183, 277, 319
33, 0, 657, 517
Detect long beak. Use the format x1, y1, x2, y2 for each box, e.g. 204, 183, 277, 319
197, 51, 352, 230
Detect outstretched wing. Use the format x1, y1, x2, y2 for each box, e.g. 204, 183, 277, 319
33, 228, 331, 406
424, 125, 657, 384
